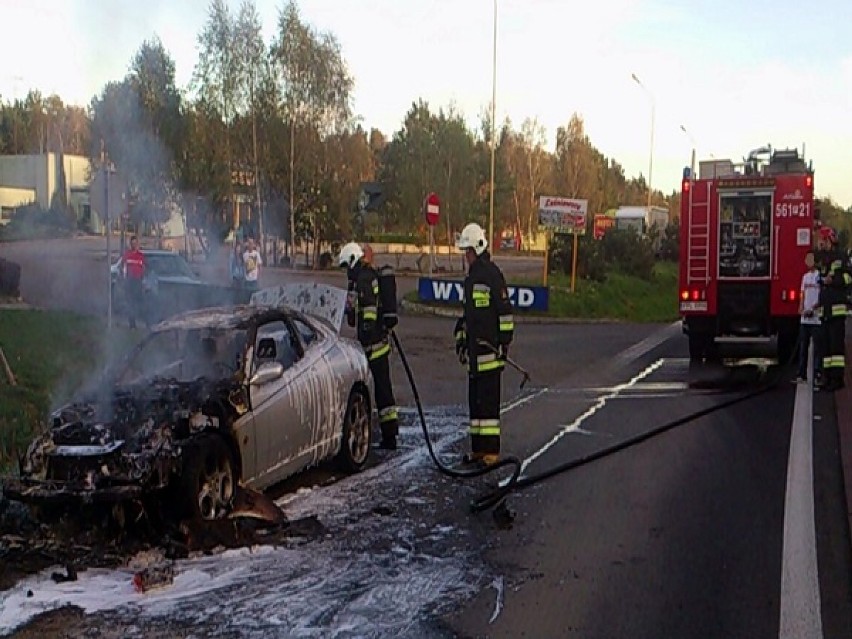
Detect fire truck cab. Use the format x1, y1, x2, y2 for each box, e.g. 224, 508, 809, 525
679, 146, 814, 363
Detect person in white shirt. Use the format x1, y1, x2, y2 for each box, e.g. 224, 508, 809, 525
795, 252, 821, 383
242, 237, 262, 291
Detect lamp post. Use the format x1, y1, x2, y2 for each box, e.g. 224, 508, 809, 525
631, 73, 655, 210
488, 0, 497, 253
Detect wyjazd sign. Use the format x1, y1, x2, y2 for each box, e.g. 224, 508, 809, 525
418, 278, 549, 312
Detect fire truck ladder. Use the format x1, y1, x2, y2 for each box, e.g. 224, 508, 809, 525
687, 181, 711, 284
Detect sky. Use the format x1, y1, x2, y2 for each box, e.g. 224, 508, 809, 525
1, 0, 851, 207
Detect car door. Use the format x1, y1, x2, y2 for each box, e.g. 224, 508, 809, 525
248, 316, 319, 487
290, 315, 336, 457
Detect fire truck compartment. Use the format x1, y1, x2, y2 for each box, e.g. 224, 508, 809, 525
716, 281, 770, 336
718, 193, 772, 278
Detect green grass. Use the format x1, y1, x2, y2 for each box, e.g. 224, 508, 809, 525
410, 262, 679, 323
0, 310, 141, 470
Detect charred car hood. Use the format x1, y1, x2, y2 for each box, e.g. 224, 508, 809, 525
10, 376, 247, 502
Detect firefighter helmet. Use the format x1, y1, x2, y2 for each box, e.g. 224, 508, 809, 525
338, 242, 364, 268
456, 223, 488, 255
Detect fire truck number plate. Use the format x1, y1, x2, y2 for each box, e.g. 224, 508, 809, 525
680, 301, 708, 312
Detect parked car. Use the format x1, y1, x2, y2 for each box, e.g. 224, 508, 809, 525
4, 288, 373, 523
111, 249, 249, 323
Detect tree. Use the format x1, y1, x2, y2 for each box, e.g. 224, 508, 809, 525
271, 0, 354, 255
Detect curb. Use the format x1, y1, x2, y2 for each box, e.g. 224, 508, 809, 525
399, 298, 628, 325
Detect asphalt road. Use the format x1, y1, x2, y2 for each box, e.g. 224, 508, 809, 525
2, 236, 851, 638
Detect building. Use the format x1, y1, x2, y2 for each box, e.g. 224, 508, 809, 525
0, 152, 95, 229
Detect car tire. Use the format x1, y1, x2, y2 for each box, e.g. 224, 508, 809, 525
177, 434, 236, 521
337, 387, 371, 472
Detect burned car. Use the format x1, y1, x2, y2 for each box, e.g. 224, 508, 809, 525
4, 285, 373, 522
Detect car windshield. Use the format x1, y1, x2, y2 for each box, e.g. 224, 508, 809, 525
146, 254, 196, 279
116, 327, 248, 385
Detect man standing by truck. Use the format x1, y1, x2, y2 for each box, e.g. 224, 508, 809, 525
794, 252, 821, 383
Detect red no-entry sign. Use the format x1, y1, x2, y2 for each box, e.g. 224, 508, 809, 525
424, 192, 440, 226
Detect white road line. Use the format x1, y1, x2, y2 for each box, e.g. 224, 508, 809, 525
779, 355, 823, 638
616, 320, 681, 365
517, 358, 665, 477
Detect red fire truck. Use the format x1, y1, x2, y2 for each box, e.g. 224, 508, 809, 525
679, 146, 814, 362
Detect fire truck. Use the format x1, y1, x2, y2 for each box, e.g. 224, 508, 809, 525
679, 146, 814, 363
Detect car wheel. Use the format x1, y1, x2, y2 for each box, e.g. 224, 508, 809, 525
337, 388, 371, 472
178, 434, 236, 521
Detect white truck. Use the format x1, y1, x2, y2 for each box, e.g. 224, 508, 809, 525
614, 205, 669, 236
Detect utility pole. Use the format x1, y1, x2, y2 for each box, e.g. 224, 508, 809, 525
488, 0, 498, 252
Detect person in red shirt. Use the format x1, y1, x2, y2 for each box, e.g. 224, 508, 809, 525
121, 235, 147, 328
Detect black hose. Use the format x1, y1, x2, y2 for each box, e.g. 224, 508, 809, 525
391, 330, 522, 512
392, 329, 799, 513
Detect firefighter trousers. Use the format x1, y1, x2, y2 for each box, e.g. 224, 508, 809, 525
822, 319, 846, 389
468, 370, 502, 456
369, 352, 398, 443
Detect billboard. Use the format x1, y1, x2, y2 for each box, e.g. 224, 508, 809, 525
538, 196, 587, 235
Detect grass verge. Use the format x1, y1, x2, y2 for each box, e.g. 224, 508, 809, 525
0, 310, 140, 471
407, 262, 679, 323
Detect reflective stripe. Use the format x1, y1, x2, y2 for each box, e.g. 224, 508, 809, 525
500, 322, 514, 332
478, 359, 504, 372
371, 278, 379, 295
831, 304, 847, 317
379, 407, 398, 423
369, 343, 391, 360
362, 305, 378, 321
469, 418, 482, 435
472, 283, 490, 292
477, 353, 496, 364
455, 330, 466, 340
824, 355, 846, 368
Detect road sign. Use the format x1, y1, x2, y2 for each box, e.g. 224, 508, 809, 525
593, 214, 616, 240
424, 192, 440, 226
538, 196, 587, 235
90, 167, 127, 223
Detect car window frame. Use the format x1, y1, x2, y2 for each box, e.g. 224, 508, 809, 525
252, 315, 303, 373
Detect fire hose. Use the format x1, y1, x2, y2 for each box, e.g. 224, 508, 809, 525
391, 329, 799, 517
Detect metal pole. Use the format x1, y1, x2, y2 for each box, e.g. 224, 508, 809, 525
571, 231, 578, 293
488, 0, 497, 253
648, 100, 655, 209
105, 165, 112, 329
631, 74, 655, 211
290, 117, 295, 264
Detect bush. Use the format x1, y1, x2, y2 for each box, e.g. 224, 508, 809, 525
0, 204, 74, 242
548, 227, 656, 282
657, 219, 680, 261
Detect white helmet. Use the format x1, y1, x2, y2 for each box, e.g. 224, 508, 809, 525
456, 223, 488, 255
338, 242, 364, 268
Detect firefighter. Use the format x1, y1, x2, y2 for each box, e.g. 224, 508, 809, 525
453, 222, 514, 466
818, 260, 848, 391
338, 242, 399, 449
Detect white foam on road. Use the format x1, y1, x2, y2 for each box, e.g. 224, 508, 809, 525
779, 363, 824, 638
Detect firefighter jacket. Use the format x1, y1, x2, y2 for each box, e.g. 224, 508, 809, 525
348, 261, 390, 361
819, 277, 849, 323
454, 251, 514, 375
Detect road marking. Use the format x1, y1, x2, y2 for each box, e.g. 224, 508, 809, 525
779, 357, 823, 638
616, 321, 681, 365
518, 358, 665, 477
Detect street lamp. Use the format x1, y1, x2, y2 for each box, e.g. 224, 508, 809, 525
488, 0, 497, 253
632, 73, 655, 210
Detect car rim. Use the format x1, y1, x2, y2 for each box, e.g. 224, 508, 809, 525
197, 449, 234, 520
348, 394, 370, 463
